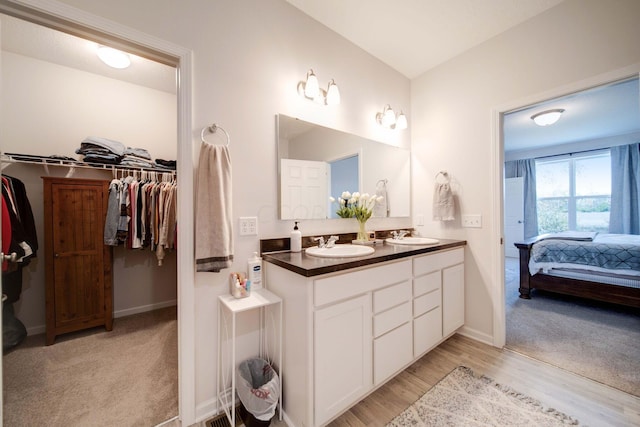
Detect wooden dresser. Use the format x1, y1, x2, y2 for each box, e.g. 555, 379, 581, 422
43, 177, 112, 345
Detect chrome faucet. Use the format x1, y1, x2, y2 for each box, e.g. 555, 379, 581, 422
313, 236, 326, 248
391, 230, 409, 240
326, 235, 339, 248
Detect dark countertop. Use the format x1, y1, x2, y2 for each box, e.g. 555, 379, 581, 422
262, 239, 466, 277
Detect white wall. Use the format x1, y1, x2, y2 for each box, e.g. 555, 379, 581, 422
411, 0, 640, 343
50, 0, 412, 421
0, 52, 178, 333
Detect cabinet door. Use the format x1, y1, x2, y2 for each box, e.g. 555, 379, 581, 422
442, 263, 464, 336
314, 294, 372, 426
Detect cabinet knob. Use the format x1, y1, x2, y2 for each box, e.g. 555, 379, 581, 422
54, 253, 60, 258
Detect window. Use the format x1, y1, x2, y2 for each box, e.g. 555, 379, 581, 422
536, 151, 611, 233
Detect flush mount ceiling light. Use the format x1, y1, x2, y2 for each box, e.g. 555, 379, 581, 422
376, 105, 408, 130
97, 46, 131, 69
298, 69, 340, 106
531, 108, 565, 126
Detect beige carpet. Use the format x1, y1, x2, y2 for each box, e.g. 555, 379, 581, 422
387, 366, 581, 426
505, 257, 640, 397
3, 306, 178, 427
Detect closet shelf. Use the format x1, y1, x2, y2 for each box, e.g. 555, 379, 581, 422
1, 153, 176, 175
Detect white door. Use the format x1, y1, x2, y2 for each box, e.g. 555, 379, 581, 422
314, 294, 372, 426
504, 177, 525, 258
280, 158, 328, 219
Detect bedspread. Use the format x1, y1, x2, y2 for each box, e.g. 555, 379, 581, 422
529, 233, 640, 276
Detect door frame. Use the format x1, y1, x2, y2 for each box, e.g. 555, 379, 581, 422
491, 64, 640, 348
0, 0, 196, 424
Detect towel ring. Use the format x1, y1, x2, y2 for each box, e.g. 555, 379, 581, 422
435, 171, 450, 184
200, 123, 230, 146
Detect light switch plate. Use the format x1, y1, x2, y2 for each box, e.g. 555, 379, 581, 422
462, 214, 482, 228
239, 216, 258, 236
416, 213, 424, 226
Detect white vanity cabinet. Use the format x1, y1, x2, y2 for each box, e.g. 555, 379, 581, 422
413, 247, 465, 356
264, 245, 464, 427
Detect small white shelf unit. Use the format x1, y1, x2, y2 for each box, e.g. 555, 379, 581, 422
216, 288, 283, 425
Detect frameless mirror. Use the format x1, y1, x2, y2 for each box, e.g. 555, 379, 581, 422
277, 114, 410, 220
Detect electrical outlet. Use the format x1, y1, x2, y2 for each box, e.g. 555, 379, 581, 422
416, 213, 424, 226
239, 216, 258, 236
462, 214, 482, 228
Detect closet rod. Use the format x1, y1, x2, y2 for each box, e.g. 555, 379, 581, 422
1, 153, 176, 176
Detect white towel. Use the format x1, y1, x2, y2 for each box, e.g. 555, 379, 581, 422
373, 180, 389, 217
195, 142, 233, 272
432, 182, 454, 221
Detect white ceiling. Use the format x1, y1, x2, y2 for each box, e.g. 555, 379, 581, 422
0, 14, 176, 94
285, 0, 565, 79
2, 3, 639, 153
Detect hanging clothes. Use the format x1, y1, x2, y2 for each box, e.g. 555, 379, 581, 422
104, 172, 177, 266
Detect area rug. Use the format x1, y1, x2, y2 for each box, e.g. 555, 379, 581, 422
387, 366, 580, 426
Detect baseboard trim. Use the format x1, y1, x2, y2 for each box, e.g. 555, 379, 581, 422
114, 299, 177, 318
457, 326, 494, 346
25, 299, 178, 336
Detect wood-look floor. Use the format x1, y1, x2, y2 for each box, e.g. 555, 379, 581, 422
199, 333, 640, 427
320, 334, 640, 427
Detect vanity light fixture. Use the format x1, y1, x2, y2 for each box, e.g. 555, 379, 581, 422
97, 46, 131, 69
376, 105, 408, 130
299, 69, 340, 105
531, 108, 565, 126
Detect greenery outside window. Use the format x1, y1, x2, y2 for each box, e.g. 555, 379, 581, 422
535, 150, 611, 233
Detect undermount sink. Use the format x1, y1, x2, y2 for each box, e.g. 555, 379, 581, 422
305, 244, 375, 258
385, 237, 440, 245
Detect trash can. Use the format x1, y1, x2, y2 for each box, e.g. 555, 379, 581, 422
236, 358, 279, 426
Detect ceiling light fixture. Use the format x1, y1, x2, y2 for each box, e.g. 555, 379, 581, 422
376, 105, 408, 130
531, 108, 565, 126
97, 46, 131, 69
298, 69, 340, 106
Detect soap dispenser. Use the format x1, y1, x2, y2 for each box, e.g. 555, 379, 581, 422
291, 221, 302, 252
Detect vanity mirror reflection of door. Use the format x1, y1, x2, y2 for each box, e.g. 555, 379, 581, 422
0, 13, 179, 425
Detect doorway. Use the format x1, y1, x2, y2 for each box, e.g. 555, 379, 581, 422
498, 73, 640, 396
0, 5, 194, 424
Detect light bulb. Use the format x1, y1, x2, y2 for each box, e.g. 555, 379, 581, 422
395, 111, 408, 130
531, 109, 564, 126
326, 80, 340, 105
382, 105, 396, 128
97, 46, 131, 69
304, 69, 320, 99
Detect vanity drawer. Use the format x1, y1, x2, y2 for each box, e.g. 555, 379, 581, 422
373, 280, 411, 314
374, 322, 412, 385
413, 271, 440, 297
314, 259, 411, 306
373, 301, 411, 337
413, 306, 442, 357
413, 289, 441, 317
413, 248, 464, 277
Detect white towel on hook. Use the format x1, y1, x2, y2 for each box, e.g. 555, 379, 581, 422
195, 142, 233, 272
432, 172, 454, 221
373, 180, 389, 217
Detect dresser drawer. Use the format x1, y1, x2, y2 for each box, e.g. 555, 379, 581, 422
373, 280, 411, 314
373, 301, 411, 337
413, 289, 441, 317
413, 271, 440, 297
374, 322, 412, 384
413, 306, 442, 357
413, 248, 464, 277
315, 259, 411, 306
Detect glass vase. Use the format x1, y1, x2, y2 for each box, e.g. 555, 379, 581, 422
356, 219, 368, 242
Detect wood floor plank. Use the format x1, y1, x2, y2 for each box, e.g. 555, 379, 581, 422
323, 334, 640, 427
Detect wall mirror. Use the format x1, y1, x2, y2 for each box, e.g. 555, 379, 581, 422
277, 114, 410, 220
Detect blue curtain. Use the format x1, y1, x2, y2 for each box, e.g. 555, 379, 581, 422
505, 159, 538, 238
610, 143, 640, 234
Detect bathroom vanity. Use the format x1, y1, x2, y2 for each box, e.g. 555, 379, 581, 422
262, 239, 465, 427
